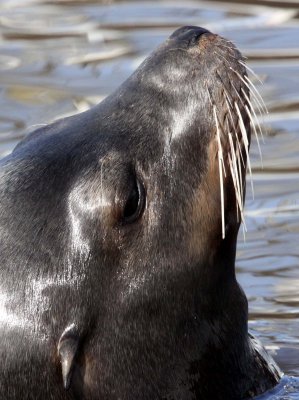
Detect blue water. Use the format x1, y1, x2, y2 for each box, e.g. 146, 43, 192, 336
257, 377, 299, 400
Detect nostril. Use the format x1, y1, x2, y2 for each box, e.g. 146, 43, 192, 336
169, 26, 210, 46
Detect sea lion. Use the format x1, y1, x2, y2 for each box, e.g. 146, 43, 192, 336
0, 26, 281, 399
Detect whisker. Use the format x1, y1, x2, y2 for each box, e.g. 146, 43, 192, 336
213, 105, 225, 239
228, 135, 243, 218
216, 75, 242, 157
229, 133, 246, 226
228, 151, 246, 228
236, 149, 244, 204
242, 223, 246, 242
228, 153, 240, 221
216, 46, 239, 61
218, 43, 236, 51
215, 51, 233, 66
244, 75, 268, 115
231, 82, 263, 166
245, 104, 263, 166
223, 38, 237, 48
225, 114, 241, 216
235, 102, 254, 199
236, 131, 245, 168
225, 115, 241, 220
238, 60, 263, 85
224, 92, 245, 168
207, 88, 213, 106
230, 67, 266, 118
241, 87, 265, 144
211, 58, 265, 237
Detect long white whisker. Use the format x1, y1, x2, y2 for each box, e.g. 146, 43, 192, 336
244, 75, 268, 115
225, 116, 240, 220
236, 132, 245, 168
238, 60, 263, 85
230, 67, 266, 118
237, 149, 243, 203
228, 138, 241, 209
245, 104, 263, 166
228, 133, 246, 227
224, 93, 245, 168
213, 105, 225, 239
228, 134, 242, 208
235, 102, 254, 199
241, 87, 265, 144
231, 82, 263, 166
215, 51, 233, 66
228, 153, 240, 220
228, 152, 246, 228
242, 223, 246, 242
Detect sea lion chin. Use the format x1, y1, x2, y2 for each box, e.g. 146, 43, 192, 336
0, 26, 281, 399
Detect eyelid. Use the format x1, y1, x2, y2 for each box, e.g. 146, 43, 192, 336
122, 175, 146, 225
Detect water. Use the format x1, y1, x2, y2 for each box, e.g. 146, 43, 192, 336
0, 0, 298, 397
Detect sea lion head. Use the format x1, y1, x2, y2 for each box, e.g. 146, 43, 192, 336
0, 26, 279, 400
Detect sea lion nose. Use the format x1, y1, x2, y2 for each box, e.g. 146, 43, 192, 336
169, 26, 211, 46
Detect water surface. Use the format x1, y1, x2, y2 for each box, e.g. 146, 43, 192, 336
0, 0, 298, 397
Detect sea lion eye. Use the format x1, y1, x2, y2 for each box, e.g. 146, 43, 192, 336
122, 177, 145, 224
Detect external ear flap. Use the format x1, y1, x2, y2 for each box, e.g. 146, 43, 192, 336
57, 324, 80, 390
